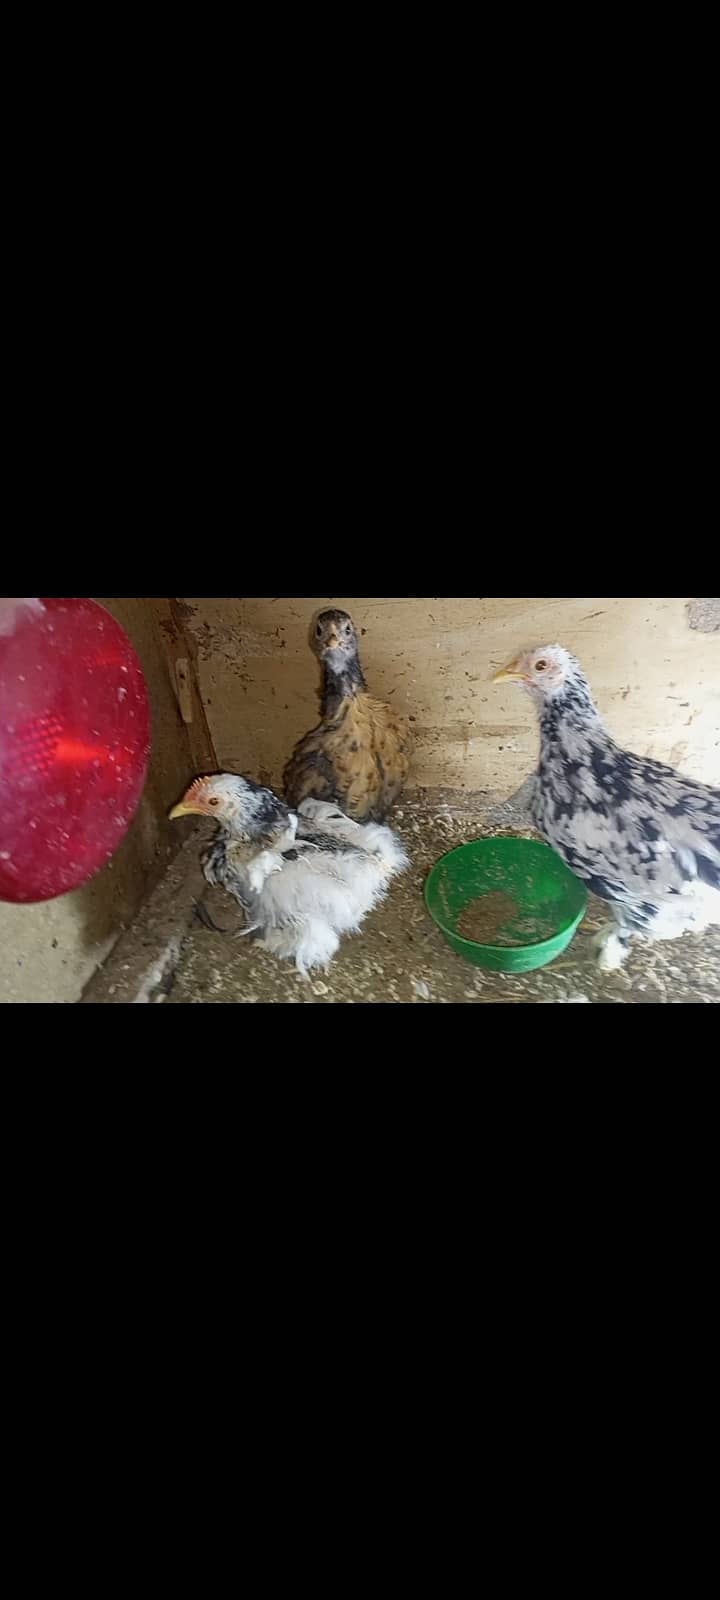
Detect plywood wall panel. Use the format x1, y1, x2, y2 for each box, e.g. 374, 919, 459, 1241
180, 598, 720, 793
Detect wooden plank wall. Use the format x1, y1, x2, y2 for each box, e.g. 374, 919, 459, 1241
179, 598, 720, 794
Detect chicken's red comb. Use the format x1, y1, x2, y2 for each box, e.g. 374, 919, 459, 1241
184, 776, 211, 802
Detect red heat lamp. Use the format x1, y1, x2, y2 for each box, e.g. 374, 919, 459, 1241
0, 598, 151, 903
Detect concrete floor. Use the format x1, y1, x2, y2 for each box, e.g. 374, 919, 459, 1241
154, 791, 720, 1005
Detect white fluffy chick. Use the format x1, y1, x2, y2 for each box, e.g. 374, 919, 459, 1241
495, 644, 720, 970
170, 776, 408, 975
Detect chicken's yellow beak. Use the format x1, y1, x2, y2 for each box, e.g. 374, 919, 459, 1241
169, 779, 212, 820
493, 657, 525, 683
169, 801, 203, 819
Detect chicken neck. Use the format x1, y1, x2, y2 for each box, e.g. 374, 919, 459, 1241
320, 655, 367, 718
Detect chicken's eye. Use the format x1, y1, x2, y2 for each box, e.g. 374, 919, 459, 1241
535, 659, 548, 672
208, 797, 220, 807
316, 623, 323, 638
345, 623, 352, 636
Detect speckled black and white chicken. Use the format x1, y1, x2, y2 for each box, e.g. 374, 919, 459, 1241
495, 645, 720, 970
169, 774, 408, 975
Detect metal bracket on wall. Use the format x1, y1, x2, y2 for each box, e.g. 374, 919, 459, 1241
174, 658, 194, 723
151, 599, 219, 773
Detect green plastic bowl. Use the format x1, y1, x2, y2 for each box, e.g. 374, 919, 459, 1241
424, 836, 587, 972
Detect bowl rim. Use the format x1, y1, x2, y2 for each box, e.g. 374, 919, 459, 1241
424, 836, 588, 954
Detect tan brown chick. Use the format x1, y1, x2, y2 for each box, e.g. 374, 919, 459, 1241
283, 608, 413, 823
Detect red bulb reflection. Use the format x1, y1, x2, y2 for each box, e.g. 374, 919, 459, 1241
0, 599, 151, 902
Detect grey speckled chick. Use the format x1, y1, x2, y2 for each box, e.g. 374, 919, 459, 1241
495, 644, 720, 969
170, 775, 408, 975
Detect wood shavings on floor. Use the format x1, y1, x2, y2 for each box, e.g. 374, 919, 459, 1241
159, 790, 720, 1004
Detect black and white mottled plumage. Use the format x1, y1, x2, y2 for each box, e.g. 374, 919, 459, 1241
170, 774, 408, 975
496, 645, 720, 969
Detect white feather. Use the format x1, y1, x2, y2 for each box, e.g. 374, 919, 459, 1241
254, 839, 406, 973
298, 798, 409, 873
201, 785, 409, 974
246, 849, 285, 894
